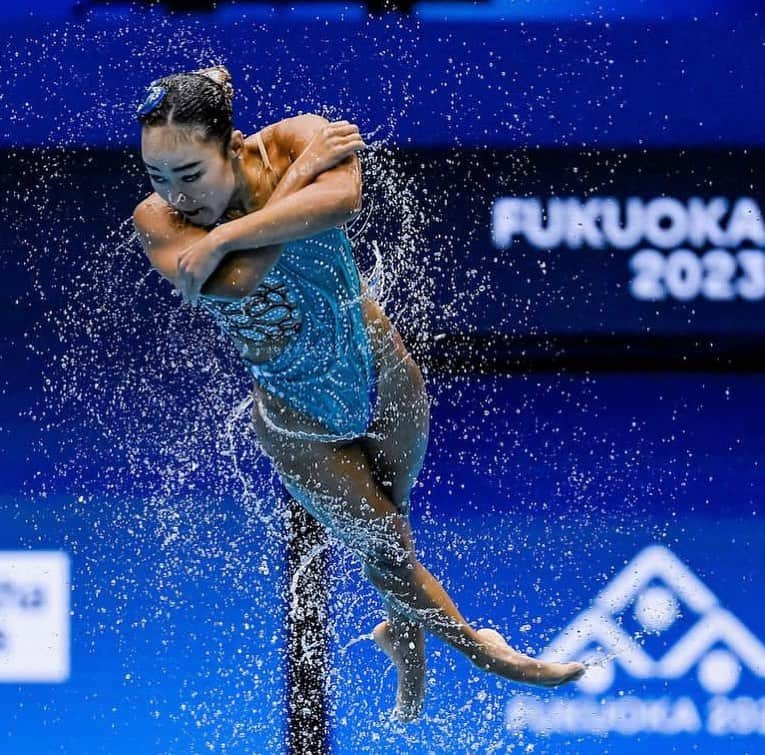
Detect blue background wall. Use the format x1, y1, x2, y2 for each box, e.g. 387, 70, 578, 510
2, 4, 765, 148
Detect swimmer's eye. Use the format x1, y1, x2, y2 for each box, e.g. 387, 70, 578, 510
147, 172, 202, 184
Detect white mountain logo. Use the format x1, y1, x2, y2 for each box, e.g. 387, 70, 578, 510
541, 544, 765, 695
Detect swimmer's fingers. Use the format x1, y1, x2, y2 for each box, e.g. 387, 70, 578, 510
328, 121, 361, 137
176, 275, 191, 305
301, 122, 366, 176
186, 275, 202, 305
331, 126, 367, 150
337, 134, 367, 156
174, 262, 186, 302
181, 275, 200, 305
176, 257, 196, 305
328, 123, 367, 153
181, 280, 200, 306
176, 255, 188, 302
347, 135, 367, 151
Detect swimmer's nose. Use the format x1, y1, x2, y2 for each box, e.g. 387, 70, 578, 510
168, 190, 189, 207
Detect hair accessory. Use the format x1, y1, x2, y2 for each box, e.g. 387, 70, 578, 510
136, 85, 167, 117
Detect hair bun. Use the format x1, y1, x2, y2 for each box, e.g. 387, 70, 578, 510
193, 65, 234, 107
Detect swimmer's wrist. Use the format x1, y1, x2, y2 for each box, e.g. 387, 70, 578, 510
209, 224, 235, 257
211, 215, 264, 256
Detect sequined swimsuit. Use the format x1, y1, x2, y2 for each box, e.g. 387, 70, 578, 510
197, 132, 380, 442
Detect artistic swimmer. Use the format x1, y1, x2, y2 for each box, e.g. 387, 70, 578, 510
131, 64, 586, 722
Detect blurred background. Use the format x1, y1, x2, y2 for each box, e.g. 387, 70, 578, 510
1, 1, 764, 753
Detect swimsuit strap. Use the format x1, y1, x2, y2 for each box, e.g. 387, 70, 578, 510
255, 130, 280, 188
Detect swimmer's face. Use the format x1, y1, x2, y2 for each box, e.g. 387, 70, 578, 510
141, 125, 243, 226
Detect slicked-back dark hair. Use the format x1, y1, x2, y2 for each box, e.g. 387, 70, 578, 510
137, 65, 234, 157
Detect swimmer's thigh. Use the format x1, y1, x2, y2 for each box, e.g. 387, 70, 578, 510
253, 411, 414, 567
361, 354, 431, 518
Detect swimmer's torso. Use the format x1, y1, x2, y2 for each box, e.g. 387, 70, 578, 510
196, 126, 369, 369
194, 125, 301, 365
146, 121, 409, 437
199, 225, 387, 439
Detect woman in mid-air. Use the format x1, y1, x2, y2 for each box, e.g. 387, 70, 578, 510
132, 64, 586, 721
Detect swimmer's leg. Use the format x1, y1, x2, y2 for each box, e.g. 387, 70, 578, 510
371, 575, 426, 722
271, 441, 585, 712
361, 464, 426, 721
360, 369, 428, 720
285, 476, 426, 721
361, 541, 585, 690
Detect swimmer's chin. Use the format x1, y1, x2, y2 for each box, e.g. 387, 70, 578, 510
198, 212, 224, 229
194, 209, 241, 230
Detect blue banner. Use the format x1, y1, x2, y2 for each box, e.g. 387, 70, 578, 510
411, 148, 765, 337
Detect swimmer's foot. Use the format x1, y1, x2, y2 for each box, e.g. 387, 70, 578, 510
372, 619, 426, 722
474, 628, 585, 687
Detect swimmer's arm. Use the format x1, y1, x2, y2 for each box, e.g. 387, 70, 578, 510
259, 131, 322, 208
133, 140, 341, 300
211, 115, 362, 254
133, 196, 284, 298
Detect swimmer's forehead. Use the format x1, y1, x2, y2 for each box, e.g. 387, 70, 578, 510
141, 125, 216, 171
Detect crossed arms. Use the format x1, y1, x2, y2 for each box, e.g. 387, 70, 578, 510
132, 114, 363, 302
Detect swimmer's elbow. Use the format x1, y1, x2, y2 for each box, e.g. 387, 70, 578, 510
132, 202, 152, 257
344, 195, 363, 222
315, 155, 362, 221
131, 202, 145, 233
319, 185, 361, 226
338, 185, 362, 221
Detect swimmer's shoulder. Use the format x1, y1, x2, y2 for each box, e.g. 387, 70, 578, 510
244, 114, 333, 172
132, 193, 205, 283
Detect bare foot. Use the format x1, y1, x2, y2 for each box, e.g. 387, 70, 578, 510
372, 619, 426, 722
475, 628, 585, 687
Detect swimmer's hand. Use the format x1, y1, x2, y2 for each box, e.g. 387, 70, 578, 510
300, 120, 366, 178
176, 229, 226, 305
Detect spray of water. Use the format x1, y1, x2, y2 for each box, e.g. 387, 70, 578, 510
0, 10, 696, 753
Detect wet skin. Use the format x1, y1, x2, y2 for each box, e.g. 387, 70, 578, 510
139, 118, 587, 722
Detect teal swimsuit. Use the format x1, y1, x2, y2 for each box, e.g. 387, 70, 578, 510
198, 226, 382, 442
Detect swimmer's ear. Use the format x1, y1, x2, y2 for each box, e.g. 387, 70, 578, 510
229, 130, 245, 160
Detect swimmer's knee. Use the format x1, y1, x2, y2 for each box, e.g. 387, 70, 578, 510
361, 544, 416, 584
356, 515, 415, 575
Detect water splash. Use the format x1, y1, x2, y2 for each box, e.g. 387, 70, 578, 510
0, 11, 699, 754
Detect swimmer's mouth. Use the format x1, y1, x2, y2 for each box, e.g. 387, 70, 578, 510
182, 207, 204, 218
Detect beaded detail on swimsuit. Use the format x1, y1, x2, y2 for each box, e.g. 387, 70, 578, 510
197, 227, 382, 442
199, 276, 302, 347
